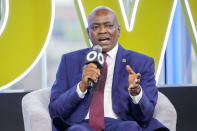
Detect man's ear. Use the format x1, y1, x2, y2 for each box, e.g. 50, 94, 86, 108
118, 24, 121, 37
86, 28, 90, 38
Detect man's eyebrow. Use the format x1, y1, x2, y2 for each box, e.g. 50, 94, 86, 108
91, 23, 99, 25
104, 22, 113, 24
89, 23, 100, 27
92, 22, 113, 25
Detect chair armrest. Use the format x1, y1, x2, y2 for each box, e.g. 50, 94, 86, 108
153, 91, 177, 131
22, 88, 52, 131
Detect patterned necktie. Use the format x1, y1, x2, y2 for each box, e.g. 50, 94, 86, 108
89, 53, 108, 131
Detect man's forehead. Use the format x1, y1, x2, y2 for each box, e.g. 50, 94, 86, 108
94, 9, 112, 15
87, 6, 119, 27
89, 9, 114, 20
89, 17, 115, 26
88, 11, 115, 24
89, 6, 114, 16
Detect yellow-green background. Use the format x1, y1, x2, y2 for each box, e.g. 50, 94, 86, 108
0, 0, 52, 88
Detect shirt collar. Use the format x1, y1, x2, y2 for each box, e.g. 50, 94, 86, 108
107, 43, 119, 59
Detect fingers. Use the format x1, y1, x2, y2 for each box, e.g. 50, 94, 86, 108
85, 63, 100, 75
126, 65, 135, 75
128, 75, 141, 96
128, 82, 140, 89
128, 86, 141, 96
135, 78, 140, 84
82, 63, 101, 85
87, 63, 98, 68
128, 86, 139, 92
135, 73, 141, 84
136, 73, 141, 79
126, 65, 141, 95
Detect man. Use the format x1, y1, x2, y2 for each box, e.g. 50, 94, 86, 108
49, 6, 168, 131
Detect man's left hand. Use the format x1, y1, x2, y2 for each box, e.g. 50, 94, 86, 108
126, 65, 141, 96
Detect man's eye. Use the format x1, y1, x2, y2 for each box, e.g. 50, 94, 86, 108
105, 24, 114, 28
91, 26, 99, 30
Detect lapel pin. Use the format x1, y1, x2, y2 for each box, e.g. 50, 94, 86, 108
122, 59, 126, 63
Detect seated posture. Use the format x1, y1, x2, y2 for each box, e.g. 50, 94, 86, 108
49, 6, 169, 131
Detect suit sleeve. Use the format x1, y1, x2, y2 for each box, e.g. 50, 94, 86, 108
48, 55, 83, 127
129, 57, 158, 128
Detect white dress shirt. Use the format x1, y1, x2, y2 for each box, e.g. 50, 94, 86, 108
77, 43, 143, 119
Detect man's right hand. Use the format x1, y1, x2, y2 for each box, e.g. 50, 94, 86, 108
79, 63, 100, 92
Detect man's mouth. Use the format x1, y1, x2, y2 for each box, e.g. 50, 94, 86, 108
98, 38, 110, 42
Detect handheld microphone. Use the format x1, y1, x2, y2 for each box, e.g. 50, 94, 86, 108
85, 45, 104, 88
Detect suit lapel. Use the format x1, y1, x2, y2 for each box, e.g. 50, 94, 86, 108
71, 48, 91, 85
112, 44, 129, 113
78, 48, 92, 75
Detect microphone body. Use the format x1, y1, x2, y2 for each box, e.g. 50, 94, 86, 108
85, 45, 104, 88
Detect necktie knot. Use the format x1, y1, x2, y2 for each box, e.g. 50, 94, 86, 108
103, 53, 107, 61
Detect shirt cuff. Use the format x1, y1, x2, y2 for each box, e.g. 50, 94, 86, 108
129, 86, 143, 104
76, 83, 87, 99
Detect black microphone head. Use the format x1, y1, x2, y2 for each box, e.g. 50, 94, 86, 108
86, 45, 104, 69
93, 45, 102, 53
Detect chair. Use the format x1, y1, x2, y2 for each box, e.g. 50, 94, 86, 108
22, 88, 177, 131
22, 88, 51, 131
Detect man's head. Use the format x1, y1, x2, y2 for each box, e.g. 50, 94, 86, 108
87, 6, 120, 52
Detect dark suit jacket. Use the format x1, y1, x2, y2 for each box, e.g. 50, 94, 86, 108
49, 44, 168, 131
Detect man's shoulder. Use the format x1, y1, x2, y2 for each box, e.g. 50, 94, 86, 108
118, 44, 152, 60
123, 49, 155, 72
125, 49, 153, 61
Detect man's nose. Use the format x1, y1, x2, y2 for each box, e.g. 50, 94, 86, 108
98, 25, 107, 33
